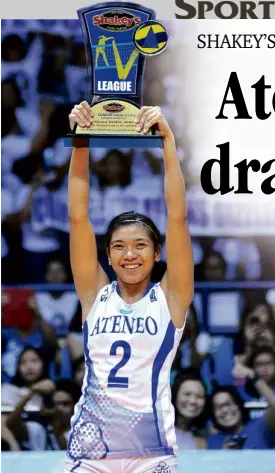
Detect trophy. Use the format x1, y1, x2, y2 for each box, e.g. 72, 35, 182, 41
65, 2, 168, 149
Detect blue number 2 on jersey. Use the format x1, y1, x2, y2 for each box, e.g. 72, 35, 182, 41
107, 340, 131, 388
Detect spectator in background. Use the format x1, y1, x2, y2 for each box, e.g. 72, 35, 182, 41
215, 237, 262, 281
1, 347, 54, 452
195, 249, 227, 282
94, 149, 132, 191
234, 300, 275, 364
1, 32, 43, 104
11, 98, 56, 184
2, 347, 51, 407
2, 76, 40, 139
38, 47, 69, 103
35, 257, 78, 379
2, 94, 56, 187
35, 257, 77, 338
6, 379, 80, 450
212, 299, 275, 386
66, 39, 87, 104
172, 370, 208, 449
207, 386, 275, 449
1, 77, 33, 179
2, 34, 28, 63
172, 304, 213, 383
1, 184, 23, 283
72, 356, 85, 390
66, 302, 83, 363
12, 172, 62, 283
233, 347, 275, 416
247, 347, 275, 394
1, 291, 57, 383
194, 237, 262, 281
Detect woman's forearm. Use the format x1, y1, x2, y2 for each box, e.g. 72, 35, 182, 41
68, 146, 90, 221
254, 378, 275, 407
1, 419, 20, 451
6, 391, 33, 439
163, 132, 187, 220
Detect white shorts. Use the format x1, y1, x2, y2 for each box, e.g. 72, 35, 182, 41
64, 455, 177, 473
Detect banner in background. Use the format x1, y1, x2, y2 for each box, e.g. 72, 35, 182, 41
31, 188, 275, 236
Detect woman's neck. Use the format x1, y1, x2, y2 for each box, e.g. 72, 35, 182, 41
177, 416, 192, 432
117, 277, 151, 304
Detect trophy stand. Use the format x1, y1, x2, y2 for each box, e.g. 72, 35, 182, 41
64, 2, 168, 149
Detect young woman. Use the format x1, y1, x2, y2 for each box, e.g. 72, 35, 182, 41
207, 386, 275, 449
6, 378, 80, 451
64, 102, 193, 473
1, 347, 54, 451
172, 370, 208, 449
2, 346, 50, 405
212, 299, 275, 385
233, 346, 275, 415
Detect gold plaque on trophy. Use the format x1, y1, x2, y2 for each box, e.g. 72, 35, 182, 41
74, 99, 152, 135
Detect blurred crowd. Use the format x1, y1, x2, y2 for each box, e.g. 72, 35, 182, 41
1, 20, 275, 453
2, 284, 275, 451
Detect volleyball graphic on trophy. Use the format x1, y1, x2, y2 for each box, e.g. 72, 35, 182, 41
65, 2, 168, 149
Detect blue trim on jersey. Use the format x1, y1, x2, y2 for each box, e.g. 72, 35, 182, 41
116, 281, 154, 299
67, 321, 109, 460
83, 320, 92, 384
152, 320, 176, 454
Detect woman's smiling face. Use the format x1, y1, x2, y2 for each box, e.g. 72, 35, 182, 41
213, 392, 242, 431
176, 380, 206, 420
108, 224, 161, 285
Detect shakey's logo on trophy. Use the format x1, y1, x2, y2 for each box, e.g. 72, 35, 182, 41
65, 2, 168, 149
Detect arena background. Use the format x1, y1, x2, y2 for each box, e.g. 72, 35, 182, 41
1, 15, 275, 473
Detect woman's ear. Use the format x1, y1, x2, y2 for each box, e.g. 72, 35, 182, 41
106, 249, 111, 265
155, 244, 162, 262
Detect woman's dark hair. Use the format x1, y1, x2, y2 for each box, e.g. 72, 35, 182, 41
105, 211, 162, 250
55, 379, 81, 404
209, 385, 250, 432
97, 150, 132, 190
235, 300, 275, 355
171, 368, 209, 431
247, 346, 275, 369
1, 34, 27, 62
2, 76, 25, 108
12, 347, 49, 387
245, 346, 275, 399
72, 355, 85, 374
173, 305, 203, 371
203, 249, 227, 270
44, 253, 70, 282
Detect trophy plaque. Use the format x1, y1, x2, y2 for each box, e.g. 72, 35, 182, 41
65, 2, 168, 149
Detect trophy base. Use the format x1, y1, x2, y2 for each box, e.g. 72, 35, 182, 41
64, 134, 163, 149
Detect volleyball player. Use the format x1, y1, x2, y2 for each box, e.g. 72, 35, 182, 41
64, 102, 193, 473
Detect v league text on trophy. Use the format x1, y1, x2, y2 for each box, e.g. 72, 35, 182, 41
65, 2, 168, 148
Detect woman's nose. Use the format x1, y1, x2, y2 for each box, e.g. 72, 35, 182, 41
124, 248, 136, 259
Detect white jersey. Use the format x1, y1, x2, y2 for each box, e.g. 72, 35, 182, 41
67, 282, 184, 460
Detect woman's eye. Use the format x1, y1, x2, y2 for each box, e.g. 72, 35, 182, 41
137, 244, 146, 249
114, 245, 123, 250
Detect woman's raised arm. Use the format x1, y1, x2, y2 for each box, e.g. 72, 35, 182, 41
135, 106, 194, 328
68, 101, 109, 318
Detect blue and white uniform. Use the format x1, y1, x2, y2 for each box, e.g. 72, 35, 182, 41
67, 282, 183, 462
